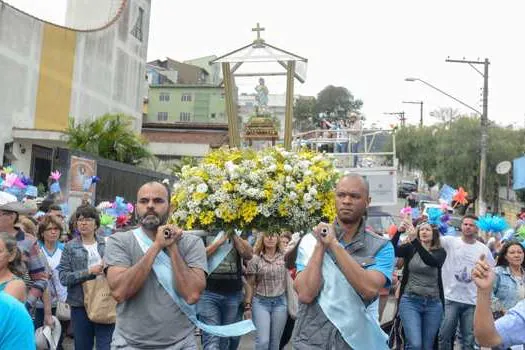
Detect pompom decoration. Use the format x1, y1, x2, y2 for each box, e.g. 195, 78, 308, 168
3, 167, 13, 174
113, 196, 128, 216
126, 203, 134, 213
475, 215, 509, 235
516, 225, 525, 240
91, 176, 101, 184
50, 182, 61, 194
13, 177, 26, 189
400, 207, 412, 217
100, 214, 116, 228
4, 173, 17, 187
387, 224, 398, 238
20, 176, 33, 186
453, 187, 468, 205
412, 208, 421, 220
427, 207, 444, 226
116, 214, 129, 228
50, 170, 61, 181
96, 201, 113, 210
502, 229, 515, 242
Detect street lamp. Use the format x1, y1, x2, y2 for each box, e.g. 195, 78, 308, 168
402, 101, 424, 127
404, 78, 481, 115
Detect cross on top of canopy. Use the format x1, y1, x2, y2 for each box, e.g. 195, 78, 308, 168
211, 22, 308, 83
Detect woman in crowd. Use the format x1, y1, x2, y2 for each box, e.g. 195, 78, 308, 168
492, 240, 525, 317
58, 205, 114, 350
392, 221, 447, 350
245, 232, 288, 350
18, 216, 37, 238
36, 214, 68, 349
0, 232, 26, 302
279, 232, 299, 350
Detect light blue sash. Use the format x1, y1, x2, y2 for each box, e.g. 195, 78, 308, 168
297, 233, 389, 349
132, 228, 255, 337
207, 231, 240, 274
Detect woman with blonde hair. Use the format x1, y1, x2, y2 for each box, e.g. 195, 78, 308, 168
245, 232, 288, 349
0, 232, 26, 302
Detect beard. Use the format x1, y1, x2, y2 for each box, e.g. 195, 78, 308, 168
139, 211, 169, 231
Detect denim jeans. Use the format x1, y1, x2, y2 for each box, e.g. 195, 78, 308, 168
398, 294, 442, 350
71, 306, 114, 350
438, 299, 475, 350
252, 294, 288, 350
197, 290, 243, 350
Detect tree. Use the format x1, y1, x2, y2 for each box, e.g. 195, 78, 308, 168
65, 114, 151, 164
293, 97, 317, 131
429, 107, 460, 124
316, 85, 363, 120
393, 116, 525, 203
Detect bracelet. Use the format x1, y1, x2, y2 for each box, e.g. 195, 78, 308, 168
244, 302, 252, 309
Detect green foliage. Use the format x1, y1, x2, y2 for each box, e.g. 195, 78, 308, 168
293, 97, 317, 131
394, 116, 525, 202
65, 114, 151, 164
316, 85, 363, 119
169, 156, 200, 176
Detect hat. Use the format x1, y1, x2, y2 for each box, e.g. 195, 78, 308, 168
35, 316, 61, 349
0, 191, 32, 214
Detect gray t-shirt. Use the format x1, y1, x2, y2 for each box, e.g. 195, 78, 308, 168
405, 253, 440, 298
104, 229, 208, 349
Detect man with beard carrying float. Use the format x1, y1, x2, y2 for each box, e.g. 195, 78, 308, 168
292, 174, 395, 349
105, 181, 254, 349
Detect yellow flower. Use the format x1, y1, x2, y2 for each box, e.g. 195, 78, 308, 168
240, 201, 258, 223
222, 181, 234, 192
186, 215, 196, 229
192, 192, 207, 202
200, 211, 215, 225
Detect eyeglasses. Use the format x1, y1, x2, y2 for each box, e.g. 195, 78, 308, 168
77, 218, 95, 223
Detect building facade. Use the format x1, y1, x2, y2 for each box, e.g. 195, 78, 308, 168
0, 0, 151, 187
145, 85, 226, 124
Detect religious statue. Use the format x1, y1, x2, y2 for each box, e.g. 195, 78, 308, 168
255, 78, 269, 112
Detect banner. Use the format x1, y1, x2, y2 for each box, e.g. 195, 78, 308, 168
513, 156, 525, 190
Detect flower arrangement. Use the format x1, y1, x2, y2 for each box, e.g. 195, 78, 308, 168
170, 147, 340, 234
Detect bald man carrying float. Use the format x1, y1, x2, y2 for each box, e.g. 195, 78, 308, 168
292, 174, 395, 350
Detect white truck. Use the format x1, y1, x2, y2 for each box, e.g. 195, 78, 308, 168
292, 127, 398, 207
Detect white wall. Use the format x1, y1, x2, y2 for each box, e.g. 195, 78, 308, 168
149, 142, 210, 157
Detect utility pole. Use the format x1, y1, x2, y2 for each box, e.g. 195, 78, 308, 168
403, 101, 424, 127
384, 112, 406, 127
446, 57, 490, 215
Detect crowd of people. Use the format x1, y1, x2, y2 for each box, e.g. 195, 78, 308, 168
1, 174, 525, 350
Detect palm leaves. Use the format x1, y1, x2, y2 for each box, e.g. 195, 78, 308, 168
64, 114, 151, 164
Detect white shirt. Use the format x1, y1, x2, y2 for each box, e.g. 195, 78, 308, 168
440, 236, 494, 305
83, 242, 102, 268
40, 242, 68, 304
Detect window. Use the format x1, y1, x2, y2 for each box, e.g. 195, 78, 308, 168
210, 113, 216, 120
159, 93, 170, 102
181, 94, 192, 102
130, 7, 144, 42
157, 112, 168, 121
180, 112, 191, 121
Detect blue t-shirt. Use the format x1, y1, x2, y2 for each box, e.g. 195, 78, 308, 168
495, 299, 525, 349
0, 291, 36, 350
296, 238, 395, 288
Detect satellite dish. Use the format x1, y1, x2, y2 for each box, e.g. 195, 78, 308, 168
496, 161, 512, 175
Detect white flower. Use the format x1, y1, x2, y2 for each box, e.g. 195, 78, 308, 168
289, 192, 298, 200
268, 164, 277, 172
196, 183, 208, 193
284, 164, 293, 173
309, 187, 318, 196
303, 193, 313, 202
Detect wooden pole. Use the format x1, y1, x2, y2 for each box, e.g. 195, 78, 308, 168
284, 61, 295, 150
222, 62, 240, 148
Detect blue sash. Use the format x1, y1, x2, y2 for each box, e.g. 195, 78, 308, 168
132, 228, 255, 337
297, 234, 389, 349
207, 231, 240, 274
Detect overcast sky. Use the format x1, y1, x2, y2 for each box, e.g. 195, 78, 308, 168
7, 0, 525, 128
